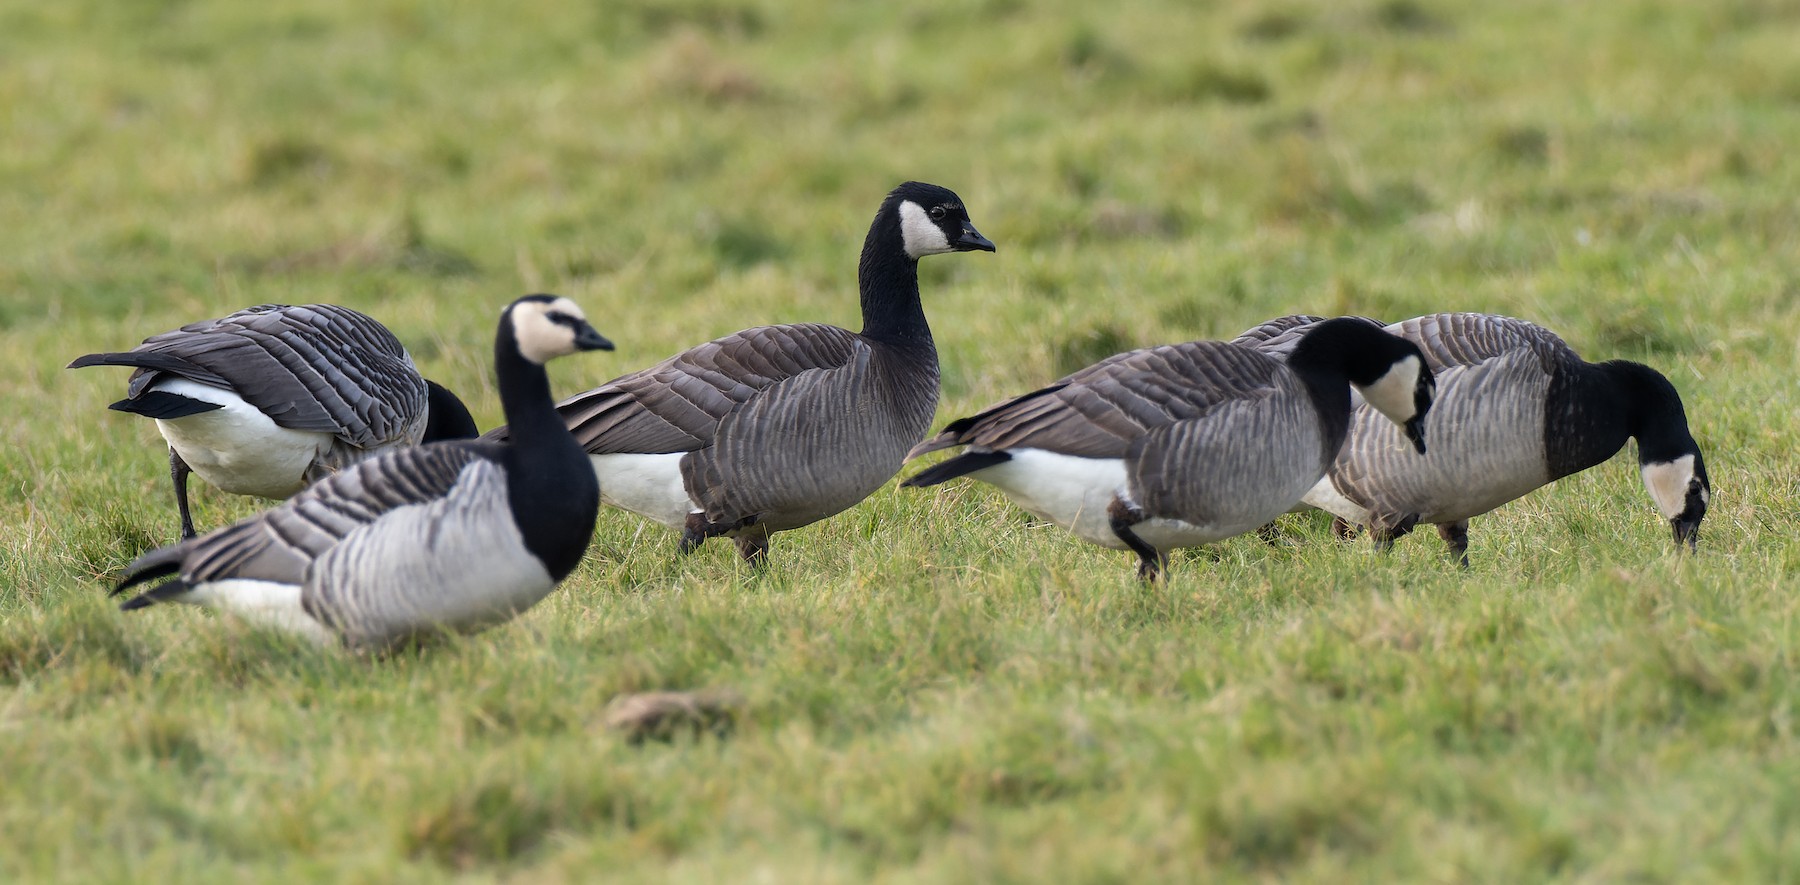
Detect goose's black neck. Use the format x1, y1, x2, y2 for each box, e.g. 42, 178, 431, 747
1283, 323, 1367, 457
493, 319, 599, 581
856, 206, 933, 352
422, 379, 479, 441
1601, 360, 1698, 463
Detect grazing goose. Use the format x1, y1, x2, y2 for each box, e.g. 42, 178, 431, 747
69, 304, 480, 539
901, 318, 1437, 580
1296, 312, 1711, 565
488, 181, 995, 563
109, 295, 612, 650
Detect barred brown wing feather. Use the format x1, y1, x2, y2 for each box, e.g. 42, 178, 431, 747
178, 443, 496, 586
928, 342, 1285, 459
532, 323, 865, 454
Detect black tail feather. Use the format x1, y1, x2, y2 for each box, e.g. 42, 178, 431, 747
900, 451, 1012, 488
108, 391, 223, 420
119, 579, 190, 611
113, 542, 192, 597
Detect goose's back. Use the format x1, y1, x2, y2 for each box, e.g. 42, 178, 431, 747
128, 304, 429, 448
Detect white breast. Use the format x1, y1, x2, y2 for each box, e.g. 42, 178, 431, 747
150, 378, 334, 498
589, 452, 695, 529
963, 448, 1131, 549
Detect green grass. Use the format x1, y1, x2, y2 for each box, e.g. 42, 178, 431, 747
3, 0, 1799, 879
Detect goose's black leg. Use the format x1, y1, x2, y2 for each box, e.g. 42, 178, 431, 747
679, 512, 760, 557
1369, 513, 1419, 554
1331, 516, 1359, 541
170, 448, 198, 540
733, 525, 770, 565
1108, 498, 1167, 582
1436, 520, 1470, 568
1255, 521, 1283, 546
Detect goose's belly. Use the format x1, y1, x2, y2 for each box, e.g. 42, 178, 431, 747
1132, 470, 1323, 551
151, 379, 334, 498
968, 449, 1131, 549
589, 452, 694, 529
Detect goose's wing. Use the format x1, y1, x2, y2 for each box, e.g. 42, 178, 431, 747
910, 341, 1285, 459
1387, 313, 1577, 373
169, 441, 500, 587
491, 323, 864, 454
69, 304, 427, 447
1231, 315, 1385, 361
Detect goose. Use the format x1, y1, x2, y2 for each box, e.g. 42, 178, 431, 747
901, 318, 1437, 580
69, 303, 480, 539
487, 181, 995, 563
1292, 312, 1710, 565
108, 295, 613, 650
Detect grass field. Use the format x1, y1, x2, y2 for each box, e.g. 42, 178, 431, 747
4, 0, 1799, 879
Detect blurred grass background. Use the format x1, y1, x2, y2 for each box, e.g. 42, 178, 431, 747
3, 0, 1799, 880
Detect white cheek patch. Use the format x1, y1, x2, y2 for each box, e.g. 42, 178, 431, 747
1641, 454, 1698, 520
511, 299, 583, 364
1357, 354, 1422, 425
898, 200, 952, 258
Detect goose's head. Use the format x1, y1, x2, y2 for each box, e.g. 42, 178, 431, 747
1641, 450, 1710, 553
886, 181, 996, 259
506, 294, 614, 365
1343, 328, 1436, 454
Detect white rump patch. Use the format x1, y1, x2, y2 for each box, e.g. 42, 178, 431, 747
898, 200, 953, 259
971, 448, 1130, 548
590, 452, 695, 529
1357, 354, 1423, 425
1300, 475, 1372, 526
511, 296, 589, 364
183, 578, 336, 645
152, 378, 334, 498
1641, 454, 1703, 520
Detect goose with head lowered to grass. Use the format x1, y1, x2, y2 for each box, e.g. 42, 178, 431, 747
486, 181, 995, 564
1294, 312, 1711, 565
901, 318, 1436, 580
109, 295, 612, 651
69, 303, 479, 539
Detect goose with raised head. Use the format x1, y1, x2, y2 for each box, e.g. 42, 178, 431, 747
109, 295, 613, 650
1296, 312, 1710, 565
69, 303, 480, 539
901, 318, 1436, 580
488, 182, 995, 563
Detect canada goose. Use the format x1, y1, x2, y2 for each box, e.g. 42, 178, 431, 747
488, 181, 994, 563
109, 295, 612, 650
901, 318, 1437, 580
1296, 312, 1711, 565
69, 303, 480, 539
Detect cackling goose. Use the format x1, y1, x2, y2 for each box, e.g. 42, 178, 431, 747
488, 182, 995, 563
902, 318, 1437, 580
110, 295, 612, 650
1296, 312, 1711, 564
70, 304, 479, 539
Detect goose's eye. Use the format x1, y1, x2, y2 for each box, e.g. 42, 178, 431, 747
929, 206, 947, 222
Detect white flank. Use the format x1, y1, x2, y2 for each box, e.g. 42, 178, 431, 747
1641, 454, 1703, 520
898, 200, 952, 258
590, 452, 695, 529
1301, 475, 1373, 525
181, 578, 336, 645
1357, 354, 1423, 426
970, 448, 1131, 549
151, 378, 334, 498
